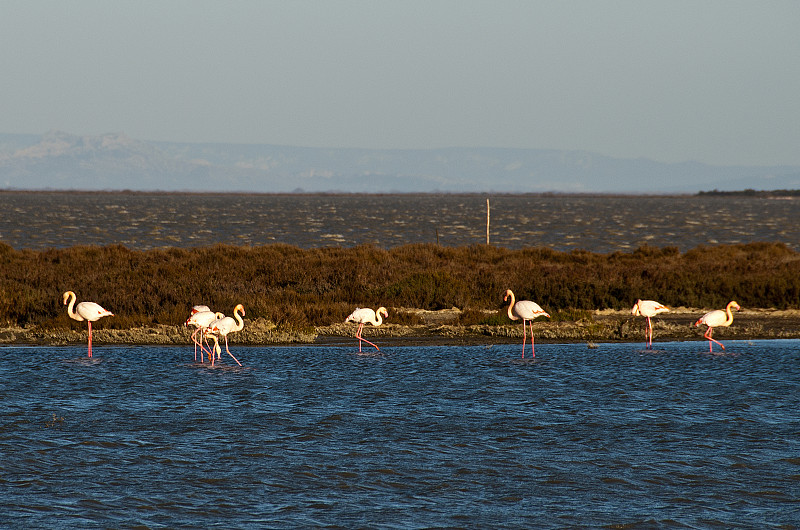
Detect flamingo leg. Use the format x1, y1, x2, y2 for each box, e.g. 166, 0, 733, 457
210, 336, 216, 366
358, 336, 380, 352
646, 316, 653, 349
521, 319, 528, 359
199, 330, 220, 363
529, 320, 536, 358
223, 336, 242, 366
202, 331, 217, 362
704, 327, 725, 352
190, 327, 202, 361
355, 323, 380, 352
87, 321, 93, 358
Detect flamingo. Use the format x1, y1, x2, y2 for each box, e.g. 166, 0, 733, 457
191, 305, 211, 315
62, 291, 114, 358
345, 306, 388, 352
185, 310, 224, 362
631, 299, 670, 349
504, 289, 550, 359
694, 301, 740, 352
207, 304, 245, 366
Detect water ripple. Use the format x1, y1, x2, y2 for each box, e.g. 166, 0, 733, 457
1, 341, 799, 526
1, 192, 798, 252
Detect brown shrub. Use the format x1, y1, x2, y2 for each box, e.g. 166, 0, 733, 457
0, 242, 798, 329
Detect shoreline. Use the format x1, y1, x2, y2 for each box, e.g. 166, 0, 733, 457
3, 307, 800, 347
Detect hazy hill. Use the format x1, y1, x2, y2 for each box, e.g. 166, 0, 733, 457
1, 131, 798, 193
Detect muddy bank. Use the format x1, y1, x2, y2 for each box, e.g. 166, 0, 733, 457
2, 307, 799, 348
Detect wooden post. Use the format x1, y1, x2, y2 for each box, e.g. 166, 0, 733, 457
486, 198, 490, 245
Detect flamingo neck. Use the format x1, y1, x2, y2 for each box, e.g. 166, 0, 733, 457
65, 292, 78, 320
506, 292, 517, 320
373, 311, 383, 327
233, 307, 245, 331
724, 303, 736, 325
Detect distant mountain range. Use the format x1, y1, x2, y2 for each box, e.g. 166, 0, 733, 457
1, 130, 798, 193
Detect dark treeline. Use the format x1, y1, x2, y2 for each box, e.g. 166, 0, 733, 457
1, 241, 799, 330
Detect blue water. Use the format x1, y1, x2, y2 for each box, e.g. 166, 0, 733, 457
2, 341, 799, 528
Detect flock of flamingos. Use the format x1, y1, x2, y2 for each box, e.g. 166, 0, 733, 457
61, 289, 741, 365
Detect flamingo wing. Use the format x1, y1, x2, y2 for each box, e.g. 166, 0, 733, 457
513, 300, 549, 320
346, 307, 376, 324
75, 301, 113, 321
210, 316, 236, 336
187, 310, 220, 328
696, 309, 726, 327
639, 300, 669, 317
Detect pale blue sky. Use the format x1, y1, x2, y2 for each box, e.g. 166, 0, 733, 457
2, 0, 799, 166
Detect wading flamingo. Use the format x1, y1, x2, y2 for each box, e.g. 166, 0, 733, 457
694, 301, 740, 352
185, 310, 224, 362
207, 304, 245, 366
62, 291, 114, 358
504, 289, 550, 359
631, 299, 670, 349
345, 307, 388, 352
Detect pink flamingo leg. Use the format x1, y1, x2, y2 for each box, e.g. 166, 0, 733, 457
529, 320, 536, 358
190, 327, 202, 361
223, 337, 242, 366
647, 316, 653, 349
704, 327, 725, 352
87, 321, 93, 358
520, 319, 530, 359
355, 323, 380, 352
201, 331, 217, 362
358, 336, 380, 352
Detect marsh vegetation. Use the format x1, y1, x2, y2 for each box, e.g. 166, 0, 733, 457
1, 242, 798, 336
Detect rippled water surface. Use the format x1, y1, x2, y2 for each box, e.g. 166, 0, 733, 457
1, 191, 798, 251
2, 341, 799, 527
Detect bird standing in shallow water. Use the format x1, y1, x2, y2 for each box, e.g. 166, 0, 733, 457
185, 309, 224, 362
62, 291, 113, 358
345, 307, 388, 352
695, 301, 740, 352
504, 289, 550, 359
631, 299, 670, 349
207, 304, 245, 366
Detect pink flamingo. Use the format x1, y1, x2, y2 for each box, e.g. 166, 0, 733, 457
62, 291, 114, 358
185, 309, 224, 362
631, 299, 670, 349
207, 304, 245, 366
504, 289, 550, 359
345, 307, 388, 352
694, 301, 740, 352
